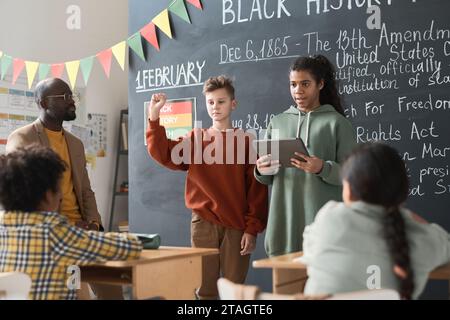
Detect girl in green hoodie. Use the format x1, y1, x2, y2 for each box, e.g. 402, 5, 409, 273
255, 55, 356, 257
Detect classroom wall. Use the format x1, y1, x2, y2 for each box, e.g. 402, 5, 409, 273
0, 0, 129, 227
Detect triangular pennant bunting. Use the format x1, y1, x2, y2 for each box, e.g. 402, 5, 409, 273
128, 32, 146, 61
66, 60, 80, 89
39, 63, 51, 81
80, 56, 94, 85
97, 49, 113, 78
153, 9, 173, 39
51, 63, 65, 78
186, 0, 203, 10
12, 59, 25, 85
140, 23, 160, 51
0, 0, 204, 86
1, 54, 12, 80
169, 0, 191, 24
112, 41, 126, 70
25, 61, 39, 89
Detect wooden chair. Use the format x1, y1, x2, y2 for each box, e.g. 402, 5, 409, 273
327, 289, 400, 300
0, 272, 32, 300
217, 278, 400, 300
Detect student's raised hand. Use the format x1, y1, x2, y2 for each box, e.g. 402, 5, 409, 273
291, 152, 324, 174
240, 233, 256, 255
256, 154, 281, 175
148, 93, 167, 121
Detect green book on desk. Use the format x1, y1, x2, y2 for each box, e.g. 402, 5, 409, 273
132, 233, 161, 249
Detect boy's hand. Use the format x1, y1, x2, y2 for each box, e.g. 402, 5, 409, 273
240, 233, 256, 255
256, 154, 281, 175
148, 93, 167, 121
291, 152, 324, 174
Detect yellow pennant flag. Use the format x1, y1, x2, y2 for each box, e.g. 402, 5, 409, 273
112, 41, 126, 70
0, 51, 3, 59
153, 9, 172, 39
25, 61, 39, 89
65, 60, 80, 89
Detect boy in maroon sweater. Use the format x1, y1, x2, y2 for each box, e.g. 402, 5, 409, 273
146, 76, 268, 299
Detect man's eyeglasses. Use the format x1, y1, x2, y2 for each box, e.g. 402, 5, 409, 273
45, 92, 80, 104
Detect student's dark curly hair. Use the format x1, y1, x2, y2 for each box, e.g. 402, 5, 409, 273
0, 145, 66, 212
341, 142, 414, 300
290, 55, 344, 116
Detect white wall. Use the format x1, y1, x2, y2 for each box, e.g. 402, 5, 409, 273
0, 0, 129, 227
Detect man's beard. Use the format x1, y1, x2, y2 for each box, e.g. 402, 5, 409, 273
64, 110, 76, 121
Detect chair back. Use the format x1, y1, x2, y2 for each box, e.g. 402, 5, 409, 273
327, 289, 400, 300
0, 272, 32, 300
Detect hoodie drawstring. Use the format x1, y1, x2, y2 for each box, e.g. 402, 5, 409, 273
295, 108, 311, 148
296, 108, 302, 139
305, 112, 310, 148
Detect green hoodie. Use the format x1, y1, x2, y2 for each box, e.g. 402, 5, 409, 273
255, 104, 356, 257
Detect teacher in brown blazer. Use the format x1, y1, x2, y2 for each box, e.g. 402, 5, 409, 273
6, 78, 102, 231
5, 78, 125, 299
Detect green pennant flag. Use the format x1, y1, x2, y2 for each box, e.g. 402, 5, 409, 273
128, 32, 146, 61
169, 0, 191, 24
38, 63, 51, 80
1, 54, 12, 80
80, 56, 94, 85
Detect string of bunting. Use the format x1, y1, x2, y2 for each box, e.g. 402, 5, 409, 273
0, 0, 203, 89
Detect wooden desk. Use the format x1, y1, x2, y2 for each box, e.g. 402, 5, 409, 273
81, 246, 218, 300
253, 252, 450, 298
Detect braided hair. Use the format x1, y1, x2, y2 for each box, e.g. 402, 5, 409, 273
290, 55, 344, 116
341, 142, 414, 299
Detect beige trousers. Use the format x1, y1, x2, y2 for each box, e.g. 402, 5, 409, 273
190, 212, 250, 299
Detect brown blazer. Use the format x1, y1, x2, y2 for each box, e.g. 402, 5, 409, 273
6, 119, 103, 227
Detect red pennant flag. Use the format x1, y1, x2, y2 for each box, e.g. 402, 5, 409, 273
186, 0, 203, 10
97, 48, 113, 78
141, 22, 160, 51
51, 63, 65, 78
12, 59, 25, 84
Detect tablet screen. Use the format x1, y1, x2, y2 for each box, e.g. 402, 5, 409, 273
254, 138, 309, 167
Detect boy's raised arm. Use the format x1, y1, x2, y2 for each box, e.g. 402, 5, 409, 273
146, 93, 190, 171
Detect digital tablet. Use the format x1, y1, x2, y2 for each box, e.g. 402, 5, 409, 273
253, 138, 310, 167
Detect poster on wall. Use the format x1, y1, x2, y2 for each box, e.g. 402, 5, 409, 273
86, 113, 107, 157
144, 97, 197, 145
0, 81, 39, 154
0, 79, 88, 155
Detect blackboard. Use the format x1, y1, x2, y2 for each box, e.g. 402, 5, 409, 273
128, 0, 450, 297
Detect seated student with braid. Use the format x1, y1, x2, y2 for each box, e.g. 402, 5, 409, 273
299, 142, 450, 299
0, 145, 142, 300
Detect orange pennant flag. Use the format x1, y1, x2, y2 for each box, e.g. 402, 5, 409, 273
12, 59, 25, 85
51, 63, 65, 78
97, 48, 113, 78
141, 23, 160, 51
186, 0, 203, 10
